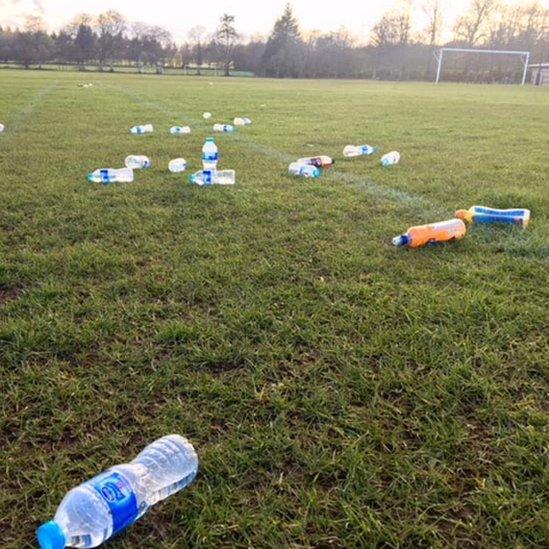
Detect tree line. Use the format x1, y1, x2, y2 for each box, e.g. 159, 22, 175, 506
0, 1, 547, 82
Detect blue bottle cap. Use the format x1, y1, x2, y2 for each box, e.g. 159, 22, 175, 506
392, 234, 409, 247
37, 521, 66, 549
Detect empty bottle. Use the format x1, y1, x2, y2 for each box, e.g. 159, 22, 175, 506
168, 158, 187, 173
393, 218, 466, 248
203, 112, 212, 119
381, 151, 400, 167
343, 144, 377, 157
170, 126, 191, 135
36, 435, 198, 549
125, 155, 150, 169
234, 117, 252, 126
0, 123, 4, 133
288, 162, 322, 179
130, 124, 153, 135
213, 124, 234, 133
296, 156, 334, 169
454, 206, 531, 228
189, 169, 235, 186
87, 168, 134, 184
202, 137, 219, 171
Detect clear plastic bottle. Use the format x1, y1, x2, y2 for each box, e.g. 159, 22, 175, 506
87, 168, 134, 184
202, 137, 218, 171
455, 206, 531, 228
213, 124, 234, 133
202, 112, 212, 119
288, 162, 322, 178
233, 117, 246, 126
343, 144, 377, 157
0, 123, 4, 133
124, 155, 151, 169
168, 158, 188, 173
381, 151, 400, 167
130, 124, 154, 135
189, 169, 235, 186
296, 156, 334, 169
170, 126, 191, 135
36, 435, 198, 549
393, 218, 466, 248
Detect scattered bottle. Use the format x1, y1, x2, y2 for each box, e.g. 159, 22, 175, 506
343, 144, 377, 157
203, 112, 212, 119
233, 117, 252, 126
170, 126, 191, 135
454, 206, 531, 228
125, 155, 151, 169
87, 168, 134, 184
168, 158, 188, 173
213, 124, 234, 133
296, 156, 334, 169
36, 435, 198, 549
202, 137, 219, 171
0, 123, 4, 133
130, 124, 154, 135
288, 162, 322, 179
189, 169, 235, 186
393, 218, 466, 248
381, 151, 400, 167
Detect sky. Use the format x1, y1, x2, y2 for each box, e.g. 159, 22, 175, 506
1, 0, 548, 43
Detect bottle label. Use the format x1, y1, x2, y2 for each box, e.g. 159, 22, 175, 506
92, 471, 138, 535
202, 152, 218, 162
203, 170, 214, 185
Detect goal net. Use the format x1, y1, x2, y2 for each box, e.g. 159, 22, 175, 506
435, 48, 530, 85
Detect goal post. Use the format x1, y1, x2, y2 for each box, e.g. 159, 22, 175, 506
435, 47, 530, 85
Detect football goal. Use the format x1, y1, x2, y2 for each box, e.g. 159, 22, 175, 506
435, 47, 530, 85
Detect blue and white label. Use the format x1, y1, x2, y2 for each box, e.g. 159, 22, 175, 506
92, 471, 138, 535
202, 152, 219, 162
202, 170, 214, 185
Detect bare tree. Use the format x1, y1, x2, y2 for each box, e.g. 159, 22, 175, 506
188, 25, 207, 75
453, 0, 498, 46
216, 14, 239, 76
95, 10, 126, 69
423, 0, 444, 46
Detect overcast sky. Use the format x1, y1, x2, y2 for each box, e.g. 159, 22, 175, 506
1, 0, 548, 43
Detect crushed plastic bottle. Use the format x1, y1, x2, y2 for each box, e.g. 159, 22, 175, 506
189, 169, 235, 186
288, 162, 322, 178
170, 126, 191, 135
168, 158, 187, 173
130, 124, 153, 135
296, 156, 334, 169
381, 151, 400, 167
36, 435, 198, 549
233, 117, 252, 126
393, 218, 466, 248
203, 112, 212, 119
125, 155, 150, 169
87, 168, 134, 184
343, 144, 377, 157
455, 206, 531, 228
0, 123, 4, 133
213, 124, 234, 133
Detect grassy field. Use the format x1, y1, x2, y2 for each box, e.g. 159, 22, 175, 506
0, 70, 547, 547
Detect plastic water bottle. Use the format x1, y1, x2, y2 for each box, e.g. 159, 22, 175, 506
203, 112, 212, 119
170, 126, 191, 135
343, 144, 377, 157
381, 151, 400, 167
124, 155, 150, 169
168, 158, 187, 173
296, 156, 334, 169
213, 124, 234, 133
234, 117, 251, 126
36, 435, 198, 549
454, 206, 531, 228
130, 124, 153, 135
87, 168, 134, 184
288, 162, 322, 178
189, 169, 235, 186
202, 137, 218, 170
393, 218, 466, 249
0, 123, 4, 133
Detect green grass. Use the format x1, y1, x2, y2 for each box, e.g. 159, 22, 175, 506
0, 70, 547, 547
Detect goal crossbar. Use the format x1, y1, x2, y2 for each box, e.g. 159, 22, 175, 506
435, 47, 531, 85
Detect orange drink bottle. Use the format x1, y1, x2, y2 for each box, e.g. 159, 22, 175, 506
393, 218, 466, 248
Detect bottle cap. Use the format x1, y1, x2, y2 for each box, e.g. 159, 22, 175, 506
86, 172, 94, 183
392, 234, 409, 247
37, 521, 66, 549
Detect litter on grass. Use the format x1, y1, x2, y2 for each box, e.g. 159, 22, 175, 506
343, 144, 377, 157
170, 126, 191, 135
393, 219, 466, 248
125, 155, 151, 169
130, 124, 154, 134
381, 151, 400, 167
455, 206, 531, 227
169, 158, 187, 173
87, 168, 134, 184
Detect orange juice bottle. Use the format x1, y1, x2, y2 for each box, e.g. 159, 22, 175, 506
392, 218, 466, 248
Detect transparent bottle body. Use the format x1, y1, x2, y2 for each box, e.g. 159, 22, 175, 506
42, 435, 198, 548
288, 162, 321, 178
170, 126, 191, 134
343, 145, 375, 157
168, 158, 187, 173
125, 156, 150, 169
201, 139, 219, 171
189, 170, 235, 186
381, 151, 400, 166
88, 168, 134, 184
